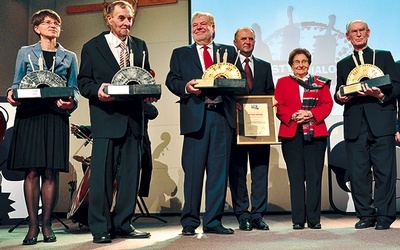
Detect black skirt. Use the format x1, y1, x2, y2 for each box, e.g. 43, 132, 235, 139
7, 107, 69, 172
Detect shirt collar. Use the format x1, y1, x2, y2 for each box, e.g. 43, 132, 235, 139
107, 31, 128, 48
239, 54, 253, 64
196, 42, 213, 50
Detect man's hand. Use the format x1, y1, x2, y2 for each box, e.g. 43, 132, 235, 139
360, 83, 384, 99
186, 79, 202, 95
336, 90, 353, 103
236, 102, 242, 111
98, 83, 115, 102
396, 132, 400, 142
144, 97, 158, 103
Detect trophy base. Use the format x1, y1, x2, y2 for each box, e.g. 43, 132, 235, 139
340, 75, 392, 96
195, 78, 247, 95
104, 84, 161, 99
13, 87, 74, 101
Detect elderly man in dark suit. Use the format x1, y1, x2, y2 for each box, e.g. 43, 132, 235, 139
335, 20, 400, 230
229, 27, 275, 231
166, 11, 237, 236
78, 0, 155, 243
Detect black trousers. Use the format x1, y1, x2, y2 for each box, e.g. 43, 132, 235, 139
229, 143, 270, 221
88, 128, 141, 235
345, 115, 396, 222
281, 131, 326, 224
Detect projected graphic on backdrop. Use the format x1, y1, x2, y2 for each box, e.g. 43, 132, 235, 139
190, 0, 400, 213
190, 0, 400, 116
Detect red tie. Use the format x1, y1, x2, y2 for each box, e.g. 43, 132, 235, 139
203, 45, 213, 69
244, 57, 253, 89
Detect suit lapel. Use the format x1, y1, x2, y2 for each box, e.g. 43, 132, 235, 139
31, 43, 43, 70
55, 44, 66, 71
95, 33, 120, 72
252, 57, 260, 87
128, 36, 139, 67
188, 43, 202, 71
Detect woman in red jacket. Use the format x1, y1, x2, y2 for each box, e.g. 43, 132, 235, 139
275, 48, 333, 230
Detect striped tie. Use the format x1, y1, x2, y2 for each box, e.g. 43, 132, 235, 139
119, 42, 128, 68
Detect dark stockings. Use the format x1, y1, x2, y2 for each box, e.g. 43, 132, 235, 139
24, 169, 59, 238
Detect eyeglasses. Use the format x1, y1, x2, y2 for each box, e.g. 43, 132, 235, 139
293, 60, 309, 66
349, 28, 367, 35
40, 20, 61, 27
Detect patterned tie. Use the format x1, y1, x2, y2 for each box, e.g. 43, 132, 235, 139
119, 42, 128, 68
244, 57, 253, 89
203, 45, 213, 70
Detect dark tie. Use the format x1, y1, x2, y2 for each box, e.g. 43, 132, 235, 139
203, 45, 213, 70
119, 42, 128, 68
244, 57, 253, 89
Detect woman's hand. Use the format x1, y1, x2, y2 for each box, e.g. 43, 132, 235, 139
56, 96, 75, 110
292, 110, 313, 124
7, 90, 21, 106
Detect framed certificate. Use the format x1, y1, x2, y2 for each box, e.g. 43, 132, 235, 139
236, 95, 280, 145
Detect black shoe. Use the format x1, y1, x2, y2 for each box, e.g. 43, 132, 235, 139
239, 218, 252, 231
203, 225, 234, 234
182, 225, 196, 236
43, 228, 57, 243
251, 218, 269, 230
307, 223, 321, 229
115, 229, 150, 238
93, 232, 112, 243
355, 218, 376, 229
375, 219, 390, 230
293, 223, 305, 230
22, 237, 38, 245
22, 227, 39, 245
43, 234, 57, 243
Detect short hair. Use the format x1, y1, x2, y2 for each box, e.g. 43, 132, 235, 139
234, 27, 256, 40
346, 20, 369, 33
288, 48, 312, 66
107, 0, 134, 15
191, 11, 215, 25
31, 9, 61, 36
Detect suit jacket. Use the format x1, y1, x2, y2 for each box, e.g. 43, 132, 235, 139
396, 61, 400, 133
78, 31, 151, 139
275, 76, 333, 138
334, 47, 400, 139
236, 55, 274, 95
138, 102, 158, 197
166, 42, 237, 135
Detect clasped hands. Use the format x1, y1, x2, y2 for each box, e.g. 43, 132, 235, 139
291, 110, 313, 124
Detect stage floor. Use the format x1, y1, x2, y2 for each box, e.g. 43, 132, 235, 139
2, 213, 400, 250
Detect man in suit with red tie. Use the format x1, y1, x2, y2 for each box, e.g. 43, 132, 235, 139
166, 11, 237, 235
229, 27, 275, 231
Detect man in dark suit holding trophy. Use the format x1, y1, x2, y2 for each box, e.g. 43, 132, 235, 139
334, 20, 400, 230
166, 11, 237, 236
78, 0, 154, 243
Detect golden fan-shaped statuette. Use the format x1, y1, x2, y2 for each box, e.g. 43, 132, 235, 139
202, 62, 241, 79
346, 64, 384, 85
